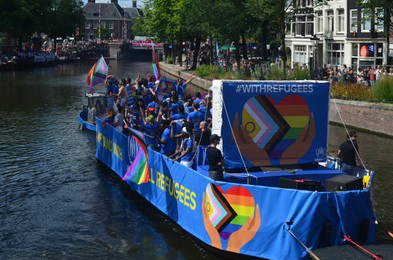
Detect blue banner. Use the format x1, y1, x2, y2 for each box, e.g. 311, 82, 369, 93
95, 118, 376, 259
96, 119, 130, 176
220, 81, 330, 169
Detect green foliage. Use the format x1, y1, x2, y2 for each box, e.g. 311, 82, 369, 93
166, 56, 174, 64
373, 76, 393, 102
99, 28, 111, 40
265, 64, 286, 80
194, 65, 239, 80
0, 0, 84, 40
288, 67, 310, 80
331, 83, 375, 100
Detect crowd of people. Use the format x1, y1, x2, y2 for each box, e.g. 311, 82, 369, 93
101, 73, 224, 180
317, 64, 393, 86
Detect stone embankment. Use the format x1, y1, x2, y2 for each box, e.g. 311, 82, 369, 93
160, 62, 393, 137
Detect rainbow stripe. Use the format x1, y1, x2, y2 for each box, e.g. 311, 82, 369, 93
86, 56, 108, 93
158, 78, 176, 94
205, 184, 237, 233
219, 186, 255, 240
152, 63, 160, 80
122, 130, 150, 184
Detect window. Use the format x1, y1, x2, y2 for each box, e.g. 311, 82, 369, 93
315, 11, 323, 33
326, 10, 334, 33
326, 43, 344, 66
350, 10, 358, 32
93, 20, 98, 29
337, 9, 344, 33
375, 8, 384, 32
109, 21, 114, 30
361, 10, 371, 31
295, 16, 306, 36
306, 16, 314, 36
101, 21, 106, 29
85, 21, 91, 29
294, 45, 307, 64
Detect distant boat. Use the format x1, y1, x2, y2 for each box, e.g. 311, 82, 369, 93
93, 80, 378, 259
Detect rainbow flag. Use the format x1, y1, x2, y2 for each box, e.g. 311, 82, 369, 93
151, 41, 160, 79
122, 129, 150, 184
152, 63, 160, 80
86, 56, 108, 93
157, 77, 176, 96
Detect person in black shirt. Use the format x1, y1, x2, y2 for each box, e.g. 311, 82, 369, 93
206, 134, 224, 181
337, 130, 359, 175
194, 121, 211, 146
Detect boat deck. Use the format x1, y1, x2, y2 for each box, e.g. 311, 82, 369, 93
314, 243, 393, 259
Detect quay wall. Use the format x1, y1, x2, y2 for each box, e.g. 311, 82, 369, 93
160, 62, 393, 137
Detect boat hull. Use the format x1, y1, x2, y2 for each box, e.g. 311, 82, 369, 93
78, 110, 96, 132
95, 117, 376, 259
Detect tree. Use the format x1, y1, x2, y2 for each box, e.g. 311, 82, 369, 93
48, 0, 85, 38
246, 0, 325, 77
0, 0, 84, 45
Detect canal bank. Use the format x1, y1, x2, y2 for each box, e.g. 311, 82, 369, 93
160, 62, 393, 137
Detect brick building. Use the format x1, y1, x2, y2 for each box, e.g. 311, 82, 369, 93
83, 0, 141, 41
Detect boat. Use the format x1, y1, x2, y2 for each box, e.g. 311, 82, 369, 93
78, 92, 107, 132
94, 80, 378, 259
79, 56, 109, 131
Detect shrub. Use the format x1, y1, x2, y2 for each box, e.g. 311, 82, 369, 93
288, 67, 310, 80
265, 64, 286, 80
331, 83, 375, 100
373, 76, 393, 102
166, 56, 173, 64
195, 65, 240, 80
194, 64, 213, 78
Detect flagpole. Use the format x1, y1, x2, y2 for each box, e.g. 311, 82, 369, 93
98, 4, 101, 41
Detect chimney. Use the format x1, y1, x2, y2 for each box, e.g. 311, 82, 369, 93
132, 0, 137, 8
111, 0, 118, 4
88, 0, 95, 3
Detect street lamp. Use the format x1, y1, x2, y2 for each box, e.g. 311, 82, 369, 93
310, 35, 320, 79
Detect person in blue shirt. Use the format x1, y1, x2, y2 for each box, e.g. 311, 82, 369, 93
175, 74, 195, 99
183, 95, 194, 114
157, 119, 176, 156
170, 105, 189, 150
187, 102, 205, 133
169, 94, 180, 116
139, 104, 159, 151
171, 126, 194, 167
105, 75, 117, 95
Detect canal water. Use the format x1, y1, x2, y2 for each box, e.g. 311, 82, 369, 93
0, 61, 392, 259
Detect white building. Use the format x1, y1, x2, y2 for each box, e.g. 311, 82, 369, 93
286, 0, 389, 74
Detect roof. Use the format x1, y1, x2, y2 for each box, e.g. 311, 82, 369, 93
124, 8, 142, 20
83, 3, 141, 21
